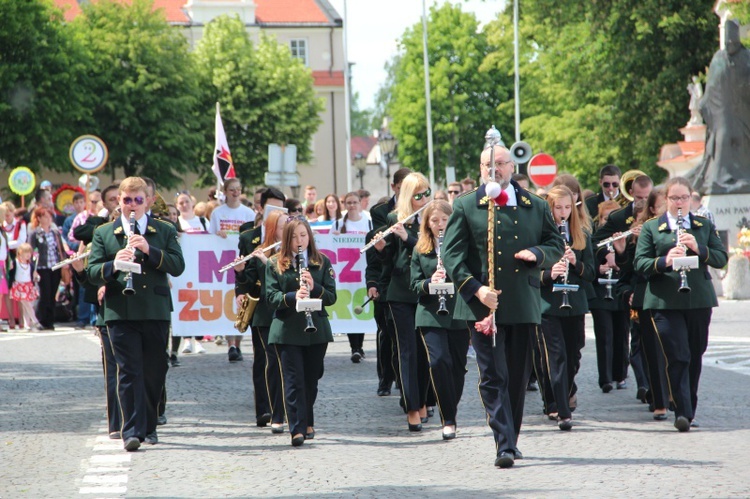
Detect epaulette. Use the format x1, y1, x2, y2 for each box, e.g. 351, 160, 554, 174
94, 220, 115, 232
456, 188, 476, 200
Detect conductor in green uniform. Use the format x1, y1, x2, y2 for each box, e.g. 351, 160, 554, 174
87, 177, 185, 452
442, 143, 564, 468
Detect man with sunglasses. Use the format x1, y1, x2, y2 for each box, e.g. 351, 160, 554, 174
441, 144, 564, 468
87, 177, 185, 451
585, 164, 622, 224
446, 182, 462, 206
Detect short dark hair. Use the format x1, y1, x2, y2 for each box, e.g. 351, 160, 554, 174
512, 173, 530, 183
357, 189, 370, 198
101, 184, 119, 201
34, 188, 49, 203
599, 164, 621, 179
461, 177, 477, 188
72, 192, 85, 202
393, 167, 412, 185
261, 187, 285, 207
632, 174, 653, 190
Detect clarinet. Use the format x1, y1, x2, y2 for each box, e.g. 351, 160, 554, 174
436, 230, 449, 316
603, 242, 615, 301
558, 220, 572, 310
122, 211, 137, 296
298, 246, 317, 333
676, 208, 691, 293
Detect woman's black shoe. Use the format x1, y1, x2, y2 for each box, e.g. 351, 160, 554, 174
291, 434, 305, 447
408, 422, 422, 432
305, 430, 315, 440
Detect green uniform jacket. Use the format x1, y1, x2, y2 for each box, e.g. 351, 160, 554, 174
540, 233, 595, 316
370, 196, 396, 234
614, 236, 647, 309
410, 249, 467, 329
235, 225, 262, 296
364, 229, 386, 301
244, 256, 275, 328
442, 181, 565, 324
634, 213, 727, 310
87, 216, 185, 322
266, 254, 337, 346
584, 192, 606, 222
381, 211, 420, 304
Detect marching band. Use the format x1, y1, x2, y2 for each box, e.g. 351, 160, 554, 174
41, 128, 728, 467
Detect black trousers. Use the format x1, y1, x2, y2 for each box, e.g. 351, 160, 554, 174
375, 301, 397, 391
276, 342, 328, 436
256, 326, 285, 425
347, 333, 364, 352
538, 315, 585, 419
108, 320, 170, 441
651, 308, 712, 421
35, 268, 61, 328
388, 302, 429, 412
590, 309, 630, 386
629, 317, 649, 391
250, 326, 271, 420
98, 325, 121, 435
473, 323, 533, 455
420, 327, 470, 426
638, 309, 669, 410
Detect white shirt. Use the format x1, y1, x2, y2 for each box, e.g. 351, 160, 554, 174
208, 204, 255, 235
293, 249, 309, 269
14, 258, 33, 284
179, 215, 206, 233
667, 211, 691, 232
334, 215, 372, 234
504, 184, 518, 207
120, 213, 148, 236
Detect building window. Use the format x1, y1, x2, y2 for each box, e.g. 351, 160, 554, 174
290, 39, 308, 66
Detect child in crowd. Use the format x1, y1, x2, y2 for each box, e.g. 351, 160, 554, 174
10, 243, 41, 330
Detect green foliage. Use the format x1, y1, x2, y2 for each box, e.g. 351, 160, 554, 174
70, 0, 203, 188
0, 0, 88, 172
192, 17, 324, 187
350, 91, 374, 137
387, 3, 510, 183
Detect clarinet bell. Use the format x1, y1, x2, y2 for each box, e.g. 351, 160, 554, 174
678, 272, 691, 294
305, 314, 317, 333
560, 292, 572, 310
437, 293, 449, 316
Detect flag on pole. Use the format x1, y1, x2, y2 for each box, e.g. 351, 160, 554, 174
212, 102, 236, 185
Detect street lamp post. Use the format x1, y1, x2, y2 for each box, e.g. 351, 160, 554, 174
378, 130, 398, 197
353, 152, 367, 190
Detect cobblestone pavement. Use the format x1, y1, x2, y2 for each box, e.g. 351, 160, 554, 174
1, 300, 749, 498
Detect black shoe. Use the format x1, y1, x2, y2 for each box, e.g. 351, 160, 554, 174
271, 423, 285, 434
157, 415, 167, 426
305, 429, 315, 440
169, 354, 180, 367
291, 434, 305, 447
109, 431, 121, 440
495, 451, 515, 468
228, 346, 240, 362
442, 426, 456, 440
358, 348, 366, 359
351, 351, 362, 363
514, 450, 524, 460
675, 416, 690, 432
636, 386, 647, 403
145, 431, 158, 445
377, 388, 391, 396
558, 418, 573, 431
526, 380, 538, 392
616, 380, 627, 390
408, 422, 422, 432
427, 407, 434, 418
256, 413, 272, 427
602, 382, 613, 393
124, 437, 141, 451
236, 347, 243, 361
690, 419, 700, 428
653, 411, 668, 421
421, 416, 429, 424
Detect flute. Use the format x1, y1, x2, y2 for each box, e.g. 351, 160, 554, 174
51, 251, 91, 271
218, 241, 282, 273
359, 202, 433, 254
596, 230, 634, 248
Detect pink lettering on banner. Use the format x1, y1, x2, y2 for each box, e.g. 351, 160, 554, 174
318, 248, 361, 283
199, 250, 236, 284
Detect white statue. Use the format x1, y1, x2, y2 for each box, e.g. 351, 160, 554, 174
687, 75, 703, 126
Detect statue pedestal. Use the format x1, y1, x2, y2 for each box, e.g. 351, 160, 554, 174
703, 193, 750, 248
723, 254, 750, 300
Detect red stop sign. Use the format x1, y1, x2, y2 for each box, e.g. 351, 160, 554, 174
527, 153, 557, 186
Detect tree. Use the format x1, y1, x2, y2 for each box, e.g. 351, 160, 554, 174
192, 16, 324, 187
387, 3, 510, 182
70, 0, 203, 188
0, 0, 88, 173
350, 91, 374, 137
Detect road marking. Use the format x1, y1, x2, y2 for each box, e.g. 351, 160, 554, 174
704, 336, 750, 377
80, 424, 133, 496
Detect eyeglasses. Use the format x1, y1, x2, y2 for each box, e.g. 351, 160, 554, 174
286, 215, 308, 223
481, 160, 514, 168
345, 200, 360, 206
668, 195, 691, 202
602, 182, 619, 188
122, 196, 145, 206
288, 207, 303, 214
448, 190, 461, 195
413, 188, 432, 201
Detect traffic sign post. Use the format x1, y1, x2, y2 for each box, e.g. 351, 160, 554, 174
527, 153, 557, 187
267, 144, 299, 190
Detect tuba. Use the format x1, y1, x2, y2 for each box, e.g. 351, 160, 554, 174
616, 169, 648, 206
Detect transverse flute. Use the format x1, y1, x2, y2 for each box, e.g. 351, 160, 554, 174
218, 241, 282, 273
359, 201, 433, 254
51, 251, 91, 271
596, 230, 634, 248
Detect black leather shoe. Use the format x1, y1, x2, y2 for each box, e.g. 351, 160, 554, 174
427, 407, 434, 418
636, 386, 648, 403
109, 431, 121, 440
271, 423, 285, 434
514, 450, 524, 460
256, 413, 272, 427
674, 416, 690, 432
305, 429, 315, 440
291, 434, 305, 447
495, 451, 515, 468
442, 426, 456, 440
377, 388, 391, 396
690, 419, 700, 428
653, 411, 668, 421
558, 418, 573, 431
408, 422, 422, 432
616, 380, 627, 390
526, 380, 538, 392
169, 354, 180, 367
145, 431, 158, 445
350, 351, 362, 363
124, 437, 141, 451
157, 415, 167, 426
602, 382, 613, 393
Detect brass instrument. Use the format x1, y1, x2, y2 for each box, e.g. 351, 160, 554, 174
429, 229, 454, 316
51, 251, 91, 271
552, 219, 578, 309
617, 169, 648, 205
218, 241, 282, 273
297, 246, 317, 333
596, 230, 634, 248
122, 212, 137, 296
676, 208, 692, 293
359, 202, 433, 254
234, 293, 259, 333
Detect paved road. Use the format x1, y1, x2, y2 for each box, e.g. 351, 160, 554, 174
1, 300, 749, 498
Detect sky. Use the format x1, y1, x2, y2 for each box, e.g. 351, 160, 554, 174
327, 0, 506, 110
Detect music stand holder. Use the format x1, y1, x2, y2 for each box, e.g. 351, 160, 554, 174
113, 260, 142, 274
429, 283, 454, 295
296, 298, 322, 313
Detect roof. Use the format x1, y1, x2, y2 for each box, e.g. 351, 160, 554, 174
351, 136, 377, 160
312, 71, 345, 87
53, 0, 189, 23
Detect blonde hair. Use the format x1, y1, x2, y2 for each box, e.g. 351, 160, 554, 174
416, 200, 452, 254
17, 242, 33, 258
118, 177, 148, 194
395, 172, 430, 221
261, 210, 286, 251
274, 218, 323, 273
550, 173, 592, 232
546, 186, 586, 250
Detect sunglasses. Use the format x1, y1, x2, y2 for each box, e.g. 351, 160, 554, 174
602, 182, 619, 188
288, 207, 304, 214
286, 215, 308, 223
122, 196, 145, 206
413, 188, 432, 201
448, 190, 461, 195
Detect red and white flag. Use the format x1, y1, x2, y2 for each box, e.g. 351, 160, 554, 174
212, 102, 236, 185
